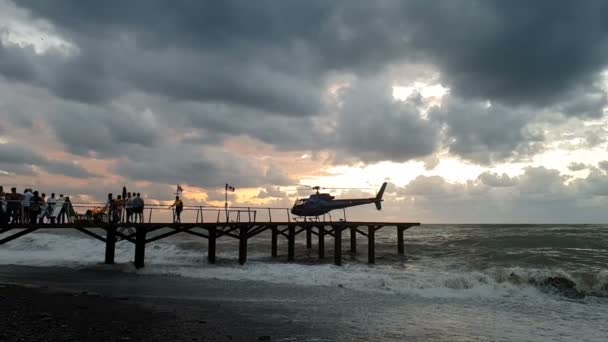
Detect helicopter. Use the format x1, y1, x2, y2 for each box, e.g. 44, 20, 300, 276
291, 182, 387, 217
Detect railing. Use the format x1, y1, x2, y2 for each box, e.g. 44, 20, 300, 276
0, 200, 297, 224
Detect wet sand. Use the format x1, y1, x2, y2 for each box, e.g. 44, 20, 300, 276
0, 283, 276, 342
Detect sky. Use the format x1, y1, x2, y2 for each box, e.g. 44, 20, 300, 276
2, 0, 608, 223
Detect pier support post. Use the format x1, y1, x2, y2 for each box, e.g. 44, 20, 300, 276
208, 226, 216, 264
397, 226, 405, 255
134, 226, 146, 269
368, 226, 375, 264
350, 226, 356, 254
105, 225, 116, 264
239, 225, 248, 265
334, 226, 342, 266
287, 224, 295, 261
318, 226, 325, 259
306, 227, 312, 249
271, 226, 278, 258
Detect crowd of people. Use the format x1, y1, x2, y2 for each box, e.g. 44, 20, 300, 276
105, 192, 146, 224
0, 187, 149, 225
0, 186, 71, 225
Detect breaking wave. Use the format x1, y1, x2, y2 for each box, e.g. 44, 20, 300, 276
0, 232, 606, 300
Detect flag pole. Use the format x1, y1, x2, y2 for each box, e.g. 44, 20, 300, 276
224, 183, 228, 223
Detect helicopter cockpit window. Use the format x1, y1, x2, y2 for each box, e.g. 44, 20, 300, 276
294, 199, 307, 206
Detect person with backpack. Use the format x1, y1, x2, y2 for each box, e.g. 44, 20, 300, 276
169, 196, 183, 223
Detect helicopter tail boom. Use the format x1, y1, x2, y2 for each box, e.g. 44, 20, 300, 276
375, 182, 387, 210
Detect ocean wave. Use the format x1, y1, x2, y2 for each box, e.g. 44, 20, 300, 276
0, 232, 606, 300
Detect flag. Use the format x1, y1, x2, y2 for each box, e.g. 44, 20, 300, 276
177, 184, 184, 193
225, 183, 235, 192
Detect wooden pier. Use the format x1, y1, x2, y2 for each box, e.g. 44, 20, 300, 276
0, 222, 420, 268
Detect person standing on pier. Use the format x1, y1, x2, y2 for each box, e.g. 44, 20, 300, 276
0, 186, 6, 225
125, 192, 133, 223
47, 193, 56, 224
22, 188, 33, 223
38, 193, 48, 224
169, 196, 183, 223
6, 188, 22, 224
132, 193, 144, 223
29, 191, 42, 224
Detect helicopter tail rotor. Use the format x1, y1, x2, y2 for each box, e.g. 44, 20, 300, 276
375, 182, 387, 210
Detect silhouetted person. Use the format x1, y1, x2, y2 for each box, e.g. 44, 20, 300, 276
0, 186, 6, 226
47, 193, 56, 224
169, 196, 183, 223
58, 194, 66, 224
115, 195, 123, 223
125, 192, 133, 223
22, 188, 33, 223
29, 191, 41, 224
6, 188, 22, 224
107, 193, 114, 223
64, 197, 73, 223
39, 193, 47, 224
132, 193, 144, 223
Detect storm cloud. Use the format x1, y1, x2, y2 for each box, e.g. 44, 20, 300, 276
1, 0, 608, 221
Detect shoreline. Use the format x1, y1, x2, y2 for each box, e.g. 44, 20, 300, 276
0, 282, 283, 342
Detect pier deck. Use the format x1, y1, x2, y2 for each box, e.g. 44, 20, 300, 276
0, 221, 420, 268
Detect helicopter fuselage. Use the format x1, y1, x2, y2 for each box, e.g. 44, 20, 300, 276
290, 182, 387, 217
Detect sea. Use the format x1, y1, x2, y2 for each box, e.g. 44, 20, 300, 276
0, 224, 606, 341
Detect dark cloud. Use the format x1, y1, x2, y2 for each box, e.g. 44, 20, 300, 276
0, 143, 93, 178
257, 186, 288, 199
12, 1, 607, 113
384, 166, 608, 223
403, 1, 608, 108
47, 102, 164, 157
477, 172, 517, 187
332, 81, 440, 163
0, 142, 44, 165
42, 160, 94, 178
568, 162, 588, 172
431, 98, 544, 164
115, 144, 292, 188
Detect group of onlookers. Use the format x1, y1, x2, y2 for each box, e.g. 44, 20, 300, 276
0, 186, 70, 225
106, 192, 145, 224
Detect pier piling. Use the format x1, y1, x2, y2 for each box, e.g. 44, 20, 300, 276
368, 225, 375, 264
318, 226, 325, 259
287, 224, 295, 261
271, 226, 278, 258
334, 226, 342, 266
397, 226, 405, 255
350, 227, 357, 254
104, 225, 116, 264
208, 226, 216, 263
239, 225, 248, 265
134, 226, 146, 269
306, 227, 312, 249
